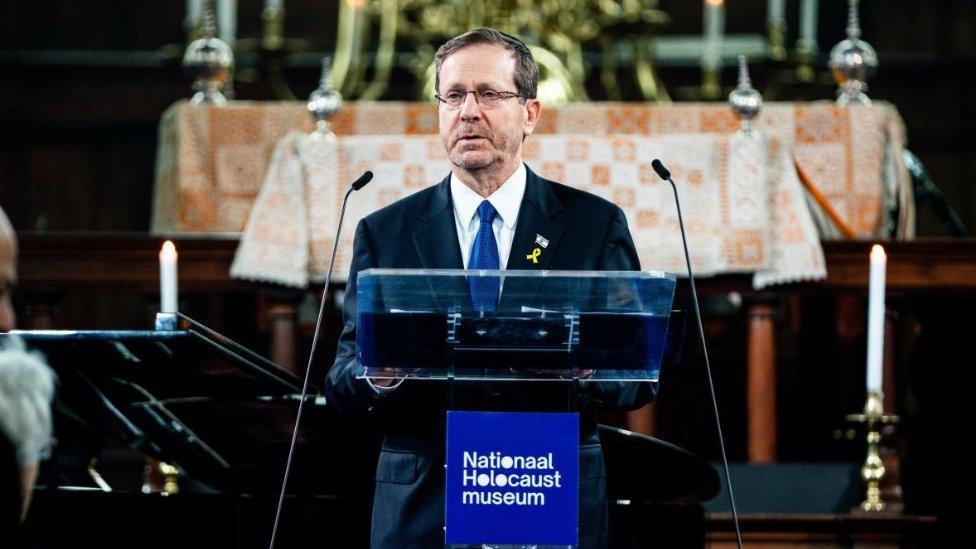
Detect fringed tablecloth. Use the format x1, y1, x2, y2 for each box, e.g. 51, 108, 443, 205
229, 132, 825, 289
152, 101, 912, 240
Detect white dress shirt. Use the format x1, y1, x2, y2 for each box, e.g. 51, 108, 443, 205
368, 163, 527, 393
450, 162, 527, 268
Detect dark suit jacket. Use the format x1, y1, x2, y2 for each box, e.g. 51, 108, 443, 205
326, 165, 655, 548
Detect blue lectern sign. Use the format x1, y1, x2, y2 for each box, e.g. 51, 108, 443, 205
445, 411, 579, 546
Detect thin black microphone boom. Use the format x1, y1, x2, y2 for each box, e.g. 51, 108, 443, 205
652, 159, 744, 549
268, 170, 373, 549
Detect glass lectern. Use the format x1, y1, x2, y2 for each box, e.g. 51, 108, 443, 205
357, 269, 678, 383
355, 269, 681, 548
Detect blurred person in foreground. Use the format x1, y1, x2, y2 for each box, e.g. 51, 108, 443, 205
1, 205, 57, 539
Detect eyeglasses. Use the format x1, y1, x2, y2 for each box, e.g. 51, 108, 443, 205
435, 89, 524, 110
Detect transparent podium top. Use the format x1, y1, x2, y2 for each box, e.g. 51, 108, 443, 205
356, 269, 679, 382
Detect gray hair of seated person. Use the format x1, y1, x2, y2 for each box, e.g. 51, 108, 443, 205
0, 336, 55, 469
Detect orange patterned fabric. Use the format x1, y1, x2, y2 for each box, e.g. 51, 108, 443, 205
153, 101, 910, 239
230, 132, 825, 289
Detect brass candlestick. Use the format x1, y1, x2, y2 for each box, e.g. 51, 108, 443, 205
261, 5, 285, 52
700, 67, 722, 100
141, 458, 181, 495
767, 18, 787, 61
846, 390, 899, 512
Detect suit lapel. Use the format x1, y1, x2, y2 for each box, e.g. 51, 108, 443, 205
499, 166, 565, 310
412, 175, 464, 270
412, 175, 468, 310
507, 170, 564, 271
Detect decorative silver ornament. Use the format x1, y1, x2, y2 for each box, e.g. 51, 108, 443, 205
828, 0, 878, 106
728, 55, 762, 133
182, 5, 234, 106
307, 57, 343, 142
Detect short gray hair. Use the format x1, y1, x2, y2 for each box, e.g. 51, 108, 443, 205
434, 28, 539, 100
0, 337, 55, 468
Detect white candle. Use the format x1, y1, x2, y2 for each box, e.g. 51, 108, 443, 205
217, 0, 237, 44
866, 244, 886, 394
799, 0, 819, 51
160, 241, 179, 314
703, 0, 725, 72
768, 0, 785, 24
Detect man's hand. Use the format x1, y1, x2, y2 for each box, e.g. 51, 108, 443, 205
369, 377, 398, 388
366, 368, 404, 392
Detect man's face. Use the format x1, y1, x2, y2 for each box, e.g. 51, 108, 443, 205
438, 44, 539, 174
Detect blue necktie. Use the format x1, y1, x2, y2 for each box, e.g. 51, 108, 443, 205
468, 200, 500, 312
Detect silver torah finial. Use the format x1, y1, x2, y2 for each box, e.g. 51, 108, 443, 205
307, 56, 343, 141
182, 1, 234, 106
828, 0, 878, 106
728, 55, 763, 133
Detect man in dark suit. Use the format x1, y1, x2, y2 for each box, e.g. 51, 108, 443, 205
326, 28, 655, 548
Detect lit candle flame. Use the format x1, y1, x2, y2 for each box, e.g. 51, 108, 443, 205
870, 243, 885, 262
160, 240, 178, 261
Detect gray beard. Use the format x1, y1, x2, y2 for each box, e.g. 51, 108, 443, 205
451, 152, 499, 172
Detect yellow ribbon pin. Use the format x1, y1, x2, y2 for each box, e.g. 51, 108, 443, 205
526, 247, 541, 264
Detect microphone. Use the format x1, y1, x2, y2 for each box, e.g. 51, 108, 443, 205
351, 170, 373, 191
651, 158, 670, 180
652, 159, 744, 549
268, 171, 372, 549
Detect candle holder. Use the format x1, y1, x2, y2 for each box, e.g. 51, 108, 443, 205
766, 18, 787, 61
794, 45, 816, 84
155, 312, 179, 331
307, 56, 343, 142
828, 0, 878, 106
232, 4, 314, 100
846, 390, 899, 513
141, 458, 181, 495
728, 55, 762, 133
182, 5, 234, 106
261, 5, 285, 52
700, 67, 722, 101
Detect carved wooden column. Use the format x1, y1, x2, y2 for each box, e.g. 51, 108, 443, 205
261, 290, 304, 375
747, 301, 777, 463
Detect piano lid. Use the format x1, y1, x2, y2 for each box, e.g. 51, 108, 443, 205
3, 315, 365, 495
9, 314, 302, 399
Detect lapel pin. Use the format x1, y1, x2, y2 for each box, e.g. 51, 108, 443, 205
535, 234, 549, 248
526, 247, 542, 264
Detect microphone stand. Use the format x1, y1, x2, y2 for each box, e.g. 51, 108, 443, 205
267, 171, 373, 549
652, 159, 744, 549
